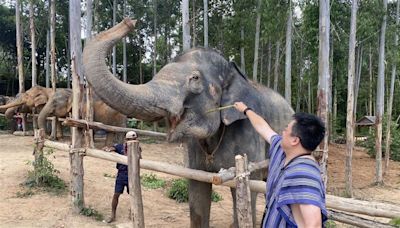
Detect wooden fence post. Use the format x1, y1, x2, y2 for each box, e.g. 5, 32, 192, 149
51, 116, 57, 140
33, 128, 45, 184
69, 148, 85, 213
235, 154, 253, 227
127, 140, 145, 228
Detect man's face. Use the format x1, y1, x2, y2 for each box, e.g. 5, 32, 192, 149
281, 120, 299, 151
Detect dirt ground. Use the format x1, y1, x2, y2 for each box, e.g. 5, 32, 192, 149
0, 132, 399, 228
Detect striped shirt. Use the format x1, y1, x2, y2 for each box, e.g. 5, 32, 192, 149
262, 135, 327, 227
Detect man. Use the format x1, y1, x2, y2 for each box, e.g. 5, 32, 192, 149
103, 131, 139, 223
234, 102, 327, 228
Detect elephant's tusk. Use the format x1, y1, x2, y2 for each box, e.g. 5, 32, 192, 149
205, 105, 235, 114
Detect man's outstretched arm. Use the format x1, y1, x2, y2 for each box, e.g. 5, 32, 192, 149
234, 102, 277, 144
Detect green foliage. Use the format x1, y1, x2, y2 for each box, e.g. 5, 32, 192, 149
80, 206, 104, 221
361, 119, 400, 162
390, 217, 400, 227
325, 220, 337, 228
24, 149, 67, 195
16, 189, 35, 198
0, 116, 9, 130
103, 173, 115, 178
141, 173, 166, 189
167, 179, 222, 203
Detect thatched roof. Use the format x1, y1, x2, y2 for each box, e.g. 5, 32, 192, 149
356, 116, 376, 126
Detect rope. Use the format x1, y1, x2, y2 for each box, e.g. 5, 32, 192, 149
197, 125, 226, 165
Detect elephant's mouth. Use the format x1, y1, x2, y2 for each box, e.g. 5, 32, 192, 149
167, 114, 182, 142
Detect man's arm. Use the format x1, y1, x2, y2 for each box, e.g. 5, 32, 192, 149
291, 204, 322, 228
234, 102, 277, 144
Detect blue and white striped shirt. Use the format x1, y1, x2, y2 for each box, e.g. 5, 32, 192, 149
262, 135, 328, 227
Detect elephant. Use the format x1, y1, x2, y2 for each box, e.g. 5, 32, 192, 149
36, 88, 127, 145
83, 19, 294, 228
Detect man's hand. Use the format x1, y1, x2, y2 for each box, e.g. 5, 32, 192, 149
102, 146, 115, 152
234, 102, 248, 113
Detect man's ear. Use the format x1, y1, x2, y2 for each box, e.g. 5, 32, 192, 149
220, 62, 261, 126
291, 136, 301, 146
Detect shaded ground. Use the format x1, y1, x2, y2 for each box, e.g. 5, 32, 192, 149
0, 132, 399, 227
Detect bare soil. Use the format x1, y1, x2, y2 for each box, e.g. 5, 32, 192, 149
0, 132, 399, 228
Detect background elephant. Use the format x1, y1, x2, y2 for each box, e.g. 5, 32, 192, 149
83, 19, 294, 228
36, 88, 126, 145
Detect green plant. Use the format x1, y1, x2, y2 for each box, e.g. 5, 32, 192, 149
361, 118, 400, 162
0, 116, 9, 130
23, 148, 67, 195
325, 220, 336, 228
141, 173, 166, 189
103, 173, 115, 178
80, 206, 104, 221
167, 179, 223, 203
390, 217, 400, 227
16, 189, 35, 198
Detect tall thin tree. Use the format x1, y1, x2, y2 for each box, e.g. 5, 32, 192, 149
45, 29, 50, 88
122, 0, 127, 82
252, 0, 262, 82
112, 0, 117, 77
29, 0, 37, 87
16, 0, 26, 131
284, 0, 292, 105
203, 0, 208, 48
345, 0, 358, 197
273, 40, 281, 91
318, 0, 331, 187
384, 0, 399, 174
375, 0, 388, 185
240, 27, 246, 74
85, 0, 94, 148
69, 0, 85, 213
50, 0, 56, 92
182, 0, 190, 51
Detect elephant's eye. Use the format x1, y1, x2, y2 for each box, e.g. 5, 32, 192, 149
190, 71, 201, 80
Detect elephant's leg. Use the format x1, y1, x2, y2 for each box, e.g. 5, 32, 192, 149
56, 119, 63, 139
188, 179, 212, 228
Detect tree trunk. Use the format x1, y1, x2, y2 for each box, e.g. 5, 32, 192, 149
182, 0, 190, 51
375, 0, 388, 185
112, 0, 117, 77
259, 42, 264, 84
50, 0, 57, 91
240, 26, 246, 74
15, 0, 26, 131
318, 0, 331, 187
66, 38, 71, 88
69, 0, 85, 213
296, 41, 304, 112
153, 0, 157, 77
284, 1, 292, 105
384, 0, 399, 175
345, 0, 358, 197
123, 0, 127, 82
267, 41, 272, 88
252, 0, 262, 82
354, 45, 363, 117
273, 40, 281, 92
29, 1, 37, 87
369, 45, 373, 116
203, 0, 208, 48
191, 0, 196, 47
85, 0, 94, 148
45, 29, 50, 88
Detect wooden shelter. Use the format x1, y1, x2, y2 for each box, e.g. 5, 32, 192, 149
356, 116, 376, 126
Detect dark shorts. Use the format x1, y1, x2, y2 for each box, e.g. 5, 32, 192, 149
115, 174, 129, 194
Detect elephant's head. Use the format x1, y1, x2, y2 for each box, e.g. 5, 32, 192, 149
83, 19, 263, 142
0, 86, 52, 111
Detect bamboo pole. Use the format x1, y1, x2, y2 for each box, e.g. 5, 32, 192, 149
127, 140, 145, 228
328, 209, 395, 228
43, 140, 400, 220
33, 129, 45, 184
235, 154, 253, 227
63, 118, 167, 138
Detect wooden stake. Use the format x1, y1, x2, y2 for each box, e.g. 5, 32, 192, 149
127, 140, 145, 227
235, 154, 253, 227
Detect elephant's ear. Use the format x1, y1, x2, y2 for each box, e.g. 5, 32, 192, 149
34, 95, 48, 107
220, 62, 261, 126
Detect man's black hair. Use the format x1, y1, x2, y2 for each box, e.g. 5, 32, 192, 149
291, 112, 325, 151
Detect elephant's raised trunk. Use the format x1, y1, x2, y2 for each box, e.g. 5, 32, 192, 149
0, 97, 25, 110
83, 18, 178, 121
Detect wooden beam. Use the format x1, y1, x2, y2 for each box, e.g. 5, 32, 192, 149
43, 140, 400, 220
235, 154, 253, 227
63, 118, 167, 138
328, 209, 395, 228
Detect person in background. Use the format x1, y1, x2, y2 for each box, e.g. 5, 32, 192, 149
103, 131, 140, 223
234, 102, 327, 228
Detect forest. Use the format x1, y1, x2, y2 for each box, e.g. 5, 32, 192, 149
0, 0, 399, 201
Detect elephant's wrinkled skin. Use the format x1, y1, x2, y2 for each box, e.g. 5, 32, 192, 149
83, 19, 294, 228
